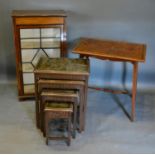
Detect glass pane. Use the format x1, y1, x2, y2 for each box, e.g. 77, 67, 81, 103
21, 49, 37, 62
24, 85, 34, 94
22, 63, 34, 72
23, 73, 34, 84
20, 29, 40, 38
32, 49, 48, 66
41, 28, 60, 38
41, 38, 60, 48
21, 39, 40, 48
44, 49, 60, 58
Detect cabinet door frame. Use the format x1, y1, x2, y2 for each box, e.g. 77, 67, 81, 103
13, 24, 66, 99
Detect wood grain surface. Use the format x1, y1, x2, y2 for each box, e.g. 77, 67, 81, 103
73, 38, 146, 62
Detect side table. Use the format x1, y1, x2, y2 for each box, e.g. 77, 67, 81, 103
34, 57, 90, 131
73, 38, 146, 121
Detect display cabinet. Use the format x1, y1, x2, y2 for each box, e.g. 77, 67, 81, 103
12, 10, 67, 100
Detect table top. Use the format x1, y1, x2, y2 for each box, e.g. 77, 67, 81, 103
34, 57, 89, 75
12, 10, 67, 17
73, 38, 146, 62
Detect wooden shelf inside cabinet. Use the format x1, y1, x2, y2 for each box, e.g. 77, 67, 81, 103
12, 10, 67, 100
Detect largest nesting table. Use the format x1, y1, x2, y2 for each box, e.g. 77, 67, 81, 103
34, 57, 90, 131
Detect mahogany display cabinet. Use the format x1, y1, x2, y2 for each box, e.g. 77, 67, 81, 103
12, 10, 67, 100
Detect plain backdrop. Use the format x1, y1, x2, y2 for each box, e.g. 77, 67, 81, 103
0, 0, 155, 90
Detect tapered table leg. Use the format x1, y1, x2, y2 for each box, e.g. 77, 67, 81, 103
131, 62, 138, 121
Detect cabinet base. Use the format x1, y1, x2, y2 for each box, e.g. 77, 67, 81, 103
18, 94, 35, 101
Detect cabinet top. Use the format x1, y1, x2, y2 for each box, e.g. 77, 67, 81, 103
12, 10, 67, 17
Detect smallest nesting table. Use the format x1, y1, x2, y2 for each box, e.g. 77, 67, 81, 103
34, 57, 90, 132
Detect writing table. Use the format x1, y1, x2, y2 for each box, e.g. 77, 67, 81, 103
73, 38, 146, 121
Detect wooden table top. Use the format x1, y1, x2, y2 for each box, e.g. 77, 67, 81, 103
34, 57, 89, 75
73, 38, 146, 62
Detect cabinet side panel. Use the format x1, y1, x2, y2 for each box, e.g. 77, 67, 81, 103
12, 17, 24, 97
61, 17, 67, 57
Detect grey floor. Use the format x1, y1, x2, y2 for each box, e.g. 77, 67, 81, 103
0, 83, 155, 153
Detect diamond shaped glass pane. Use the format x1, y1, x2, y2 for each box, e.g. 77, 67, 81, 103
44, 49, 60, 58
32, 49, 48, 66
41, 28, 60, 38
21, 49, 37, 62
20, 29, 40, 38
22, 63, 34, 72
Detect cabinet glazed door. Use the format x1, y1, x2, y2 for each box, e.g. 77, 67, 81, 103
20, 27, 62, 94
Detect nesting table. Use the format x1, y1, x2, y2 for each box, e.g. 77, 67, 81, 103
34, 57, 90, 131
73, 38, 146, 121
